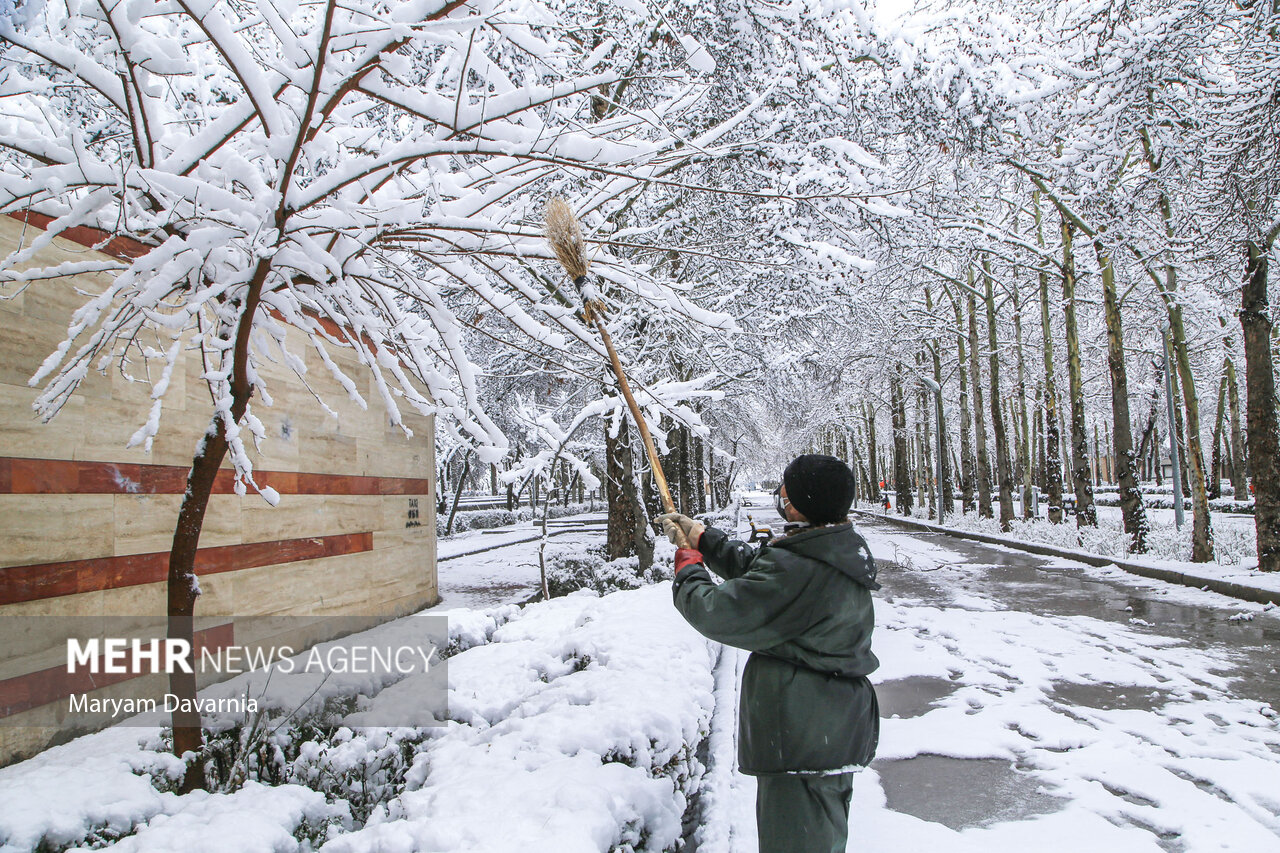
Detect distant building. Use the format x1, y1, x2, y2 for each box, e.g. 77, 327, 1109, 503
0, 215, 437, 764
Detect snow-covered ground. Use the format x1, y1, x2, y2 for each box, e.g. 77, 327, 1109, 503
435, 511, 608, 609
2, 508, 1278, 852
857, 492, 1280, 601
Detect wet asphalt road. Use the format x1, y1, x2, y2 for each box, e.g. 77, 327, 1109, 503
860, 518, 1280, 715
858, 516, 1280, 845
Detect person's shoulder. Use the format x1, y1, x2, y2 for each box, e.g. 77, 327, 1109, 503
845, 526, 875, 558
746, 541, 796, 567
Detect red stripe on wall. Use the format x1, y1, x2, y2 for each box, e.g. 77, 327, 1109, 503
0, 457, 431, 497
8, 210, 150, 261
0, 623, 234, 718
0, 532, 373, 606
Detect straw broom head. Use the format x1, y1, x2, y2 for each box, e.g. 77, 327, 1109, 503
544, 197, 589, 281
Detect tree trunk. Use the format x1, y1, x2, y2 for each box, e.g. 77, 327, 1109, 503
664, 420, 686, 514
445, 453, 470, 535
606, 420, 651, 569
1061, 217, 1097, 526
1210, 372, 1226, 501
919, 353, 935, 518
1153, 424, 1163, 486
1096, 241, 1149, 553
1095, 417, 1105, 484
1142, 125, 1210, 553
891, 364, 913, 516
864, 402, 881, 500
1162, 292, 1208, 558
1036, 197, 1065, 522
1034, 385, 1046, 491
696, 434, 708, 514
1242, 240, 1280, 571
926, 288, 954, 516
168, 272, 274, 789
949, 289, 976, 513
168, 418, 227, 789
983, 259, 1015, 530
1014, 272, 1034, 518
1135, 358, 1164, 483
1223, 321, 1249, 499
966, 269, 993, 519
1164, 357, 1190, 497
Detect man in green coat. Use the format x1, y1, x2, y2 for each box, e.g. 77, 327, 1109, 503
661, 454, 879, 853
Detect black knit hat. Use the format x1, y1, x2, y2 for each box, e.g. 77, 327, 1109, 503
782, 454, 856, 524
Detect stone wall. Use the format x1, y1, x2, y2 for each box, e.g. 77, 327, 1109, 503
0, 215, 437, 763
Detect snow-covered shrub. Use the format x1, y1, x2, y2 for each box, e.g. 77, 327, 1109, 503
438, 509, 520, 536
284, 727, 425, 827
698, 498, 738, 532
441, 605, 521, 659
6, 739, 348, 853
142, 702, 428, 832
0, 591, 714, 853
542, 540, 676, 597
545, 547, 644, 597
437, 502, 598, 537
542, 502, 597, 521
901, 504, 1258, 564
322, 586, 716, 853
1092, 493, 1256, 514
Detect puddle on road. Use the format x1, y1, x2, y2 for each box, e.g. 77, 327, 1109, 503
438, 582, 534, 608
1049, 681, 1173, 713
875, 754, 1067, 830
875, 562, 956, 608
876, 676, 959, 718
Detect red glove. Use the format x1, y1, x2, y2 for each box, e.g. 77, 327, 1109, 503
674, 548, 702, 577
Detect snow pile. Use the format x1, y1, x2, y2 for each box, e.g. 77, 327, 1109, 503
0, 586, 715, 853
324, 586, 715, 853
82, 783, 345, 853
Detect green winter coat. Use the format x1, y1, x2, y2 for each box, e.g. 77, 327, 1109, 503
673, 523, 880, 776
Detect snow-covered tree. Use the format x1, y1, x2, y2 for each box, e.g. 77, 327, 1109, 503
0, 0, 748, 778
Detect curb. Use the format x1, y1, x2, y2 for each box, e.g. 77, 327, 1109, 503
851, 508, 1280, 607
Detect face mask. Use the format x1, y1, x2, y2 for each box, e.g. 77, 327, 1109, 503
774, 487, 788, 518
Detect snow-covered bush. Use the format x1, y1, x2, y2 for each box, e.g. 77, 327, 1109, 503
323, 586, 716, 853
0, 589, 714, 852
438, 509, 521, 536
546, 547, 644, 597
437, 503, 597, 537
148, 706, 426, 828
697, 497, 739, 532
900, 506, 1258, 565
1091, 492, 1257, 514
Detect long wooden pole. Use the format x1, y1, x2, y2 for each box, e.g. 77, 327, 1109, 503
585, 301, 676, 514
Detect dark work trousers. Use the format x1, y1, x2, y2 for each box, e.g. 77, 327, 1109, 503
755, 772, 855, 853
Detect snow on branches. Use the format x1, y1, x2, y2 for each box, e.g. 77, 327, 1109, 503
0, 0, 739, 490
503, 374, 723, 497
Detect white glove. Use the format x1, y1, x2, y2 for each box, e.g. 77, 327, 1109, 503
658, 513, 705, 549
